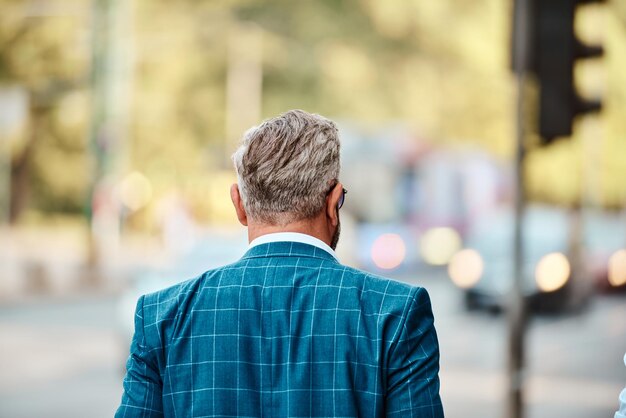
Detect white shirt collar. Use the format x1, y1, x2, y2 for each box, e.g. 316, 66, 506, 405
248, 232, 339, 261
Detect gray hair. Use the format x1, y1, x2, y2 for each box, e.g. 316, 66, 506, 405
232, 109, 341, 225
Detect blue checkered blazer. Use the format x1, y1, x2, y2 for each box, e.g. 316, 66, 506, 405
116, 241, 443, 417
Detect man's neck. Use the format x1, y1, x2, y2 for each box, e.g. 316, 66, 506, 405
247, 213, 331, 247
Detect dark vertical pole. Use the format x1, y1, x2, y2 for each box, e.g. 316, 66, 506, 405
509, 0, 531, 417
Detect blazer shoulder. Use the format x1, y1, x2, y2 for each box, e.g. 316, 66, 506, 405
339, 263, 422, 296
140, 261, 240, 335
334, 264, 429, 319
142, 274, 200, 315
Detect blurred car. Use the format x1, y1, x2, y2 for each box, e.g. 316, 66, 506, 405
354, 222, 464, 275
354, 223, 421, 273
447, 205, 582, 314
583, 210, 626, 293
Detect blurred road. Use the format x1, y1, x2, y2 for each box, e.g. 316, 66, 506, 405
0, 271, 624, 418
414, 273, 626, 418
0, 295, 125, 418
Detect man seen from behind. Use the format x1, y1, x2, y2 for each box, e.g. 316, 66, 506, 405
115, 109, 444, 417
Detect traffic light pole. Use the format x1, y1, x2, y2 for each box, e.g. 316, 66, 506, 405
508, 0, 531, 417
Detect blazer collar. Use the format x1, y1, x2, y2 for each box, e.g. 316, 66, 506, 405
241, 241, 339, 264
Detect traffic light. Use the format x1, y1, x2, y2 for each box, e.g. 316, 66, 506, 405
532, 0, 604, 143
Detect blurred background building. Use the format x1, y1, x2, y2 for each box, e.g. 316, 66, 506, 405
0, 0, 625, 417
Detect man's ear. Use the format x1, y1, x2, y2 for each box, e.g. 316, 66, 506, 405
325, 182, 343, 227
230, 183, 248, 226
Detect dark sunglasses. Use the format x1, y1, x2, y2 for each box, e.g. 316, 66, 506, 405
327, 184, 348, 209
338, 187, 347, 209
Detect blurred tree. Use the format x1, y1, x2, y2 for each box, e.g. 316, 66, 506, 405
0, 0, 624, 226
234, 0, 514, 152
0, 0, 88, 222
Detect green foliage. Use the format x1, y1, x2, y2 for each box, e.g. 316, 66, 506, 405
0, 0, 88, 219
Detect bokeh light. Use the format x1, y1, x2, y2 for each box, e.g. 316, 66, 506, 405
448, 249, 484, 288
535, 252, 570, 292
608, 249, 626, 287
371, 233, 406, 270
420, 227, 462, 266
118, 171, 153, 212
